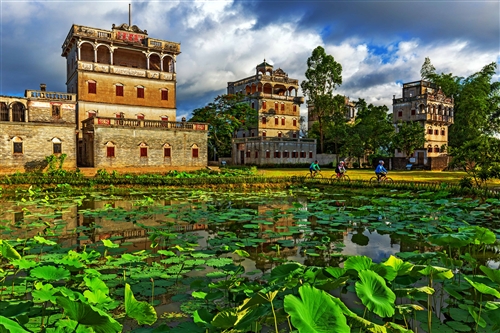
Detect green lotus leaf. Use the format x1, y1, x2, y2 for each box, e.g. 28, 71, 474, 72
0, 315, 29, 333
101, 239, 119, 248
84, 290, 111, 305
284, 285, 349, 333
344, 255, 373, 273
371, 263, 397, 281
427, 232, 472, 248
355, 270, 396, 318
84, 276, 109, 295
467, 305, 487, 328
383, 255, 414, 276
33, 236, 57, 246
0, 240, 21, 260
480, 265, 500, 284
464, 277, 500, 298
125, 283, 157, 325
461, 226, 496, 245
31, 266, 71, 281
211, 308, 239, 329
11, 259, 37, 270
418, 266, 454, 280
270, 263, 304, 281
233, 249, 250, 257
56, 296, 122, 333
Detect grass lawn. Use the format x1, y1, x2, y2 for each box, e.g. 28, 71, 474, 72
257, 167, 500, 187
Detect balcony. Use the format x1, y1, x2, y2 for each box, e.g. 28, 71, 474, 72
26, 90, 76, 101
77, 61, 175, 81
412, 113, 454, 124
82, 116, 207, 132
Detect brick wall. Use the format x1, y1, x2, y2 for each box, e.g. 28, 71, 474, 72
90, 126, 207, 168
0, 122, 77, 172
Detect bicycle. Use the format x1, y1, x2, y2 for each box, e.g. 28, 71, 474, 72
306, 170, 323, 179
331, 172, 350, 183
369, 174, 394, 184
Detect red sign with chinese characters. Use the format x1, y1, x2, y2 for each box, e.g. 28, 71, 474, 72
116, 31, 144, 43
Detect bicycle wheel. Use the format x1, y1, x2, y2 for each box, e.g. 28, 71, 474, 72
315, 173, 324, 179
369, 176, 379, 184
384, 177, 394, 183
342, 174, 350, 182
305, 173, 313, 179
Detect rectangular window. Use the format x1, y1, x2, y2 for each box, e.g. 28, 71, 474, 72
281, 118, 285, 126
293, 119, 297, 127
293, 105, 297, 112
88, 81, 96, 94
275, 117, 279, 125
242, 133, 246, 138
309, 152, 313, 159
411, 109, 415, 115
161, 90, 168, 100
274, 103, 278, 111
434, 147, 440, 153
13, 142, 23, 154
274, 151, 281, 158
246, 151, 250, 158
427, 147, 433, 153
255, 151, 259, 158
106, 146, 115, 157
140, 147, 148, 157
281, 104, 285, 111
283, 151, 289, 158
53, 143, 62, 154
293, 132, 297, 138
398, 111, 402, 117
262, 101, 267, 110
192, 148, 199, 158
262, 117, 266, 125
137, 87, 144, 98
262, 132, 266, 137
116, 85, 124, 96
441, 129, 445, 135
278, 132, 282, 138
251, 132, 255, 137
266, 151, 270, 158
52, 105, 61, 118
292, 151, 298, 158
427, 129, 433, 135
251, 102, 255, 109
300, 152, 306, 158
164, 147, 171, 158
434, 129, 439, 135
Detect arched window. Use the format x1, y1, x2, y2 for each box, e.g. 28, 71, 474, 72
277, 131, 282, 138
281, 117, 285, 126
139, 142, 148, 157
427, 145, 433, 153
0, 102, 8, 121
52, 138, 62, 154
12, 102, 25, 122
115, 83, 124, 97
274, 116, 279, 125
137, 86, 145, 98
161, 88, 169, 101
88, 110, 97, 118
434, 145, 440, 153
163, 143, 172, 158
12, 136, 23, 154
137, 113, 145, 120
88, 80, 96, 94
105, 141, 116, 158
191, 144, 199, 158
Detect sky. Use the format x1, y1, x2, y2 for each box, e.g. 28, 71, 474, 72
1, 0, 499, 120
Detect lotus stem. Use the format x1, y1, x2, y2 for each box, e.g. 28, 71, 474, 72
270, 298, 279, 333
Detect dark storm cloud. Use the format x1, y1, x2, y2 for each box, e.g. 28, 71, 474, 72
243, 0, 499, 51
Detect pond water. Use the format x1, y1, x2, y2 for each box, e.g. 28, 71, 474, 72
2, 187, 500, 332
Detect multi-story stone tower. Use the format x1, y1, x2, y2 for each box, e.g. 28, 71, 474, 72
61, 23, 207, 168
392, 80, 454, 165
227, 60, 304, 138
228, 61, 316, 165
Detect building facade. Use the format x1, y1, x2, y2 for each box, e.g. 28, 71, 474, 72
0, 85, 77, 172
61, 23, 206, 168
228, 61, 316, 165
392, 80, 454, 165
307, 96, 357, 132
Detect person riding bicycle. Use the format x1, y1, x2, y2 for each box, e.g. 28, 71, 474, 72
335, 161, 347, 178
309, 160, 320, 177
375, 160, 388, 181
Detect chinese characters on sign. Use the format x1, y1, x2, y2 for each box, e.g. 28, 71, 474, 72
116, 32, 143, 43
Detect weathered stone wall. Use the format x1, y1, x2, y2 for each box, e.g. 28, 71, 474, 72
429, 156, 451, 171
0, 122, 77, 172
28, 100, 76, 124
90, 126, 207, 168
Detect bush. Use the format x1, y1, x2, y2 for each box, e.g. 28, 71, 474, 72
352, 162, 360, 168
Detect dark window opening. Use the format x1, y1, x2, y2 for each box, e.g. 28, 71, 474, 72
13, 142, 23, 154
116, 85, 124, 96
164, 147, 171, 158
140, 147, 148, 157
137, 87, 144, 98
107, 146, 115, 157
53, 143, 62, 154
161, 89, 168, 100
88, 81, 96, 94
192, 148, 199, 158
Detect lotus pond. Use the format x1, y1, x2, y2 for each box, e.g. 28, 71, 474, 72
1, 185, 500, 333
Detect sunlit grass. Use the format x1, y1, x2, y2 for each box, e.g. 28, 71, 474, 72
258, 168, 500, 187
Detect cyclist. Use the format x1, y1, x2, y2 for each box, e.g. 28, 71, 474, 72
375, 160, 388, 181
309, 160, 321, 177
335, 161, 347, 178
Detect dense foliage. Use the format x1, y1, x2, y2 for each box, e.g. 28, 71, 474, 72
189, 93, 257, 159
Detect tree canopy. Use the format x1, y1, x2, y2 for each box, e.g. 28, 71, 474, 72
189, 93, 257, 160
392, 121, 426, 157
301, 46, 342, 153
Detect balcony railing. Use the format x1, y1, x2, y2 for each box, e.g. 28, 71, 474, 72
413, 113, 454, 123
82, 117, 207, 131
77, 61, 175, 80
26, 90, 77, 101
233, 137, 316, 143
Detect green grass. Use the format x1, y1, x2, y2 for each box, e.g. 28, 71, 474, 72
258, 168, 500, 186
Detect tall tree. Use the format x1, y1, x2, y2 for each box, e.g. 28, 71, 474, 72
392, 121, 426, 157
420, 57, 436, 80
189, 93, 256, 160
301, 46, 342, 153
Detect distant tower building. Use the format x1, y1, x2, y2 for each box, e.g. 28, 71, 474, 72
228, 60, 316, 165
392, 80, 454, 165
61, 23, 207, 168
